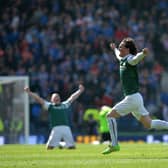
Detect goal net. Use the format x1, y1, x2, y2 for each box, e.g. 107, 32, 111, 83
0, 76, 29, 144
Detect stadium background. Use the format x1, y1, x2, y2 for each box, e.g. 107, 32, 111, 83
0, 0, 168, 144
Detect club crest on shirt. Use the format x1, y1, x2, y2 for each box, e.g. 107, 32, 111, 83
120, 61, 126, 70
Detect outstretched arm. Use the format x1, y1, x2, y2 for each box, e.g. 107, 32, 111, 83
66, 84, 85, 104
24, 87, 45, 106
128, 48, 149, 65
110, 43, 122, 60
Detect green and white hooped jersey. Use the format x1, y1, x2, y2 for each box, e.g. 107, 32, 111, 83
44, 101, 71, 127
119, 56, 139, 96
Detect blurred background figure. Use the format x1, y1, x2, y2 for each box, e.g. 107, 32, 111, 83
83, 108, 99, 136
99, 106, 111, 143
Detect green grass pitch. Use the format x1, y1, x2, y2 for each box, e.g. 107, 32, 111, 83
0, 143, 168, 168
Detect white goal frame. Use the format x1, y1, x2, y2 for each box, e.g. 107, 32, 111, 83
0, 76, 29, 144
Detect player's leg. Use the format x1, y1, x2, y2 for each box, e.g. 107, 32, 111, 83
102, 95, 138, 154
46, 126, 62, 150
140, 115, 168, 130
134, 93, 168, 130
100, 132, 111, 143
107, 110, 120, 147
62, 126, 76, 149
102, 109, 120, 154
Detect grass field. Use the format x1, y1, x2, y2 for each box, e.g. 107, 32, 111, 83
0, 143, 168, 168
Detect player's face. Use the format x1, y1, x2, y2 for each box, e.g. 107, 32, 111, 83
118, 42, 129, 57
51, 93, 61, 104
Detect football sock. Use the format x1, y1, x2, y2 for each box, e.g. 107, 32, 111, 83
151, 120, 168, 130
107, 117, 118, 146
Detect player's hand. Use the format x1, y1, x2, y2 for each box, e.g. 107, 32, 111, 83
79, 84, 85, 92
24, 87, 30, 93
110, 43, 116, 50
142, 48, 149, 56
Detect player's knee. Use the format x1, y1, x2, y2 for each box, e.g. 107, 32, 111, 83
140, 116, 152, 129
106, 112, 112, 118
106, 109, 117, 118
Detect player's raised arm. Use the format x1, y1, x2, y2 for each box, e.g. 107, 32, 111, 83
128, 48, 149, 65
110, 43, 122, 60
24, 87, 45, 106
66, 84, 85, 104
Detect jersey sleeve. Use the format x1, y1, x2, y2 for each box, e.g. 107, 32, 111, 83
43, 101, 51, 110
127, 52, 145, 65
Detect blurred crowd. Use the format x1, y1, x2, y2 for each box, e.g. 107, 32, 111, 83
0, 0, 168, 138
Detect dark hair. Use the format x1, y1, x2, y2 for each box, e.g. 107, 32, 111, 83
122, 37, 137, 55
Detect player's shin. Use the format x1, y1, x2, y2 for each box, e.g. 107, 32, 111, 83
107, 117, 118, 146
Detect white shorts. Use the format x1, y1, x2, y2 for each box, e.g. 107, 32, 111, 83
113, 92, 149, 120
46, 125, 75, 148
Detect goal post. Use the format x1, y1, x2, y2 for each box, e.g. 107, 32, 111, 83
0, 76, 29, 144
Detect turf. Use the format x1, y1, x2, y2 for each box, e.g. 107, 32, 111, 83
0, 143, 168, 168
